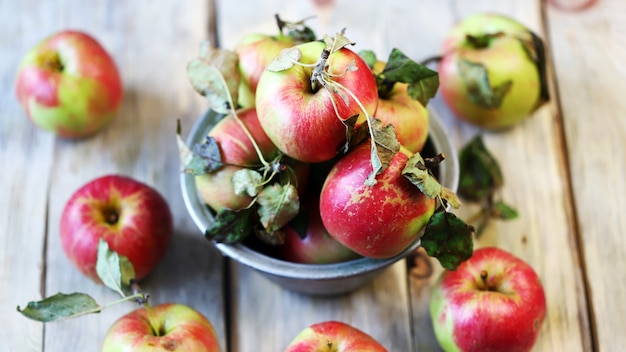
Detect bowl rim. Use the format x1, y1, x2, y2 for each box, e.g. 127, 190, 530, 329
180, 107, 459, 281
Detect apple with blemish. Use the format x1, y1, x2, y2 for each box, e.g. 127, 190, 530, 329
15, 30, 123, 138
319, 141, 436, 258
430, 246, 546, 352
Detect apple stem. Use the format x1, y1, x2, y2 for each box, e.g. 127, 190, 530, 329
479, 270, 495, 291
210, 65, 270, 167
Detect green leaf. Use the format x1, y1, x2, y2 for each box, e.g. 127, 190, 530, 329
266, 47, 302, 72
256, 183, 300, 233
186, 41, 240, 114
358, 49, 377, 69
422, 211, 474, 270
458, 135, 503, 201
205, 207, 256, 243
380, 48, 439, 105
491, 201, 519, 220
232, 169, 264, 197
96, 239, 135, 298
365, 118, 401, 186
458, 59, 512, 109
17, 293, 100, 323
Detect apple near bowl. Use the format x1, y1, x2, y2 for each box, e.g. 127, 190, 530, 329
181, 108, 459, 296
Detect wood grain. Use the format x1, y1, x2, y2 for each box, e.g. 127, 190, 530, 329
0, 3, 55, 351
547, 0, 626, 350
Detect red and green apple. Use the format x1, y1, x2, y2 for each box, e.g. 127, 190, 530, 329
430, 246, 547, 352
101, 303, 221, 351
284, 320, 387, 352
60, 175, 173, 283
15, 30, 123, 138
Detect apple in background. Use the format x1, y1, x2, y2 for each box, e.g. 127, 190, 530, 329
101, 303, 221, 351
430, 246, 547, 352
284, 320, 387, 352
255, 40, 379, 163
438, 13, 547, 130
15, 30, 123, 139
371, 61, 429, 154
279, 197, 360, 264
60, 175, 173, 283
195, 107, 278, 212
319, 141, 435, 259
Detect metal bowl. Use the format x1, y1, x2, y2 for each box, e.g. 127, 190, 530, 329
181, 108, 459, 296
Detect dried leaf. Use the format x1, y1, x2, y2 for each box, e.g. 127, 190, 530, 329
422, 211, 474, 270
96, 239, 135, 298
365, 118, 401, 186
17, 293, 100, 323
458, 135, 503, 201
266, 47, 302, 72
187, 41, 239, 114
256, 183, 300, 233
458, 59, 512, 109
205, 207, 255, 243
232, 169, 264, 197
183, 136, 223, 175
323, 31, 355, 53
402, 152, 442, 198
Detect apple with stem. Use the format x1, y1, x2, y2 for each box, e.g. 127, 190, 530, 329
438, 13, 548, 130
430, 246, 547, 352
319, 141, 436, 259
284, 320, 387, 352
101, 303, 221, 351
15, 30, 123, 138
60, 175, 173, 283
235, 14, 316, 108
255, 38, 379, 163
193, 107, 279, 212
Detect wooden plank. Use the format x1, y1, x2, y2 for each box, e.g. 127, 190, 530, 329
21, 1, 227, 351
547, 0, 626, 350
0, 1, 59, 350
399, 1, 592, 351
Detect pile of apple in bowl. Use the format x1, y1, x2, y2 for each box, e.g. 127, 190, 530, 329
179, 18, 471, 296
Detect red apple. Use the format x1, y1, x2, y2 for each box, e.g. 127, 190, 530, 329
279, 197, 360, 264
439, 13, 546, 129
319, 141, 436, 259
255, 40, 379, 163
371, 61, 429, 153
60, 175, 173, 283
195, 107, 278, 212
234, 15, 315, 108
284, 320, 387, 352
430, 246, 547, 352
15, 30, 123, 138
101, 303, 221, 351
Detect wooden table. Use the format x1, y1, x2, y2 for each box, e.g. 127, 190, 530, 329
1, 0, 623, 351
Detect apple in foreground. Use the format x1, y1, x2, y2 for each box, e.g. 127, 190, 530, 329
101, 303, 220, 351
284, 320, 387, 352
319, 141, 435, 259
430, 246, 547, 352
255, 40, 379, 163
438, 13, 547, 130
60, 175, 173, 283
15, 30, 123, 138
